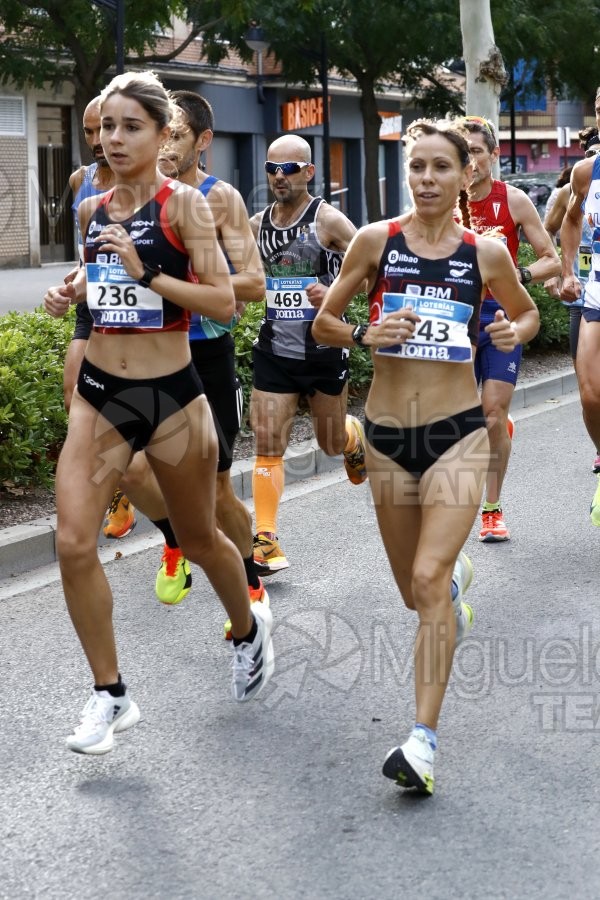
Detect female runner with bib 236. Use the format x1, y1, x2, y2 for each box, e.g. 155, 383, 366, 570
44, 72, 274, 755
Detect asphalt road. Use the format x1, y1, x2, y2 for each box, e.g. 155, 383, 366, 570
0, 263, 75, 315
1, 396, 599, 899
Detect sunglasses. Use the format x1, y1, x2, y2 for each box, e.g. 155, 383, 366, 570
264, 161, 310, 175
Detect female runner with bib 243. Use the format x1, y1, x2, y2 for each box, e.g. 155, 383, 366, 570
313, 119, 539, 795
44, 72, 274, 755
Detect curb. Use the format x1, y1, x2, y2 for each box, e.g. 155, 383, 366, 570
0, 368, 578, 581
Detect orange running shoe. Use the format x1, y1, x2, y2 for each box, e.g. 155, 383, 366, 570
479, 508, 510, 542
253, 532, 289, 574
507, 414, 515, 440
224, 579, 270, 640
102, 490, 136, 539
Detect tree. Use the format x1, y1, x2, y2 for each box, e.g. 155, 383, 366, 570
198, 0, 463, 222
0, 1, 229, 156
491, 0, 600, 105
460, 0, 506, 128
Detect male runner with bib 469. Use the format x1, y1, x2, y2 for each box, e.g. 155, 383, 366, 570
249, 134, 367, 574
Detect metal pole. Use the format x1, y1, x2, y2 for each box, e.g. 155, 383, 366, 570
509, 65, 517, 174
116, 0, 125, 74
256, 51, 265, 104
320, 34, 331, 203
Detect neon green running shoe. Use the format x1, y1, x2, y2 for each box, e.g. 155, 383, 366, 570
452, 551, 474, 644
155, 545, 192, 605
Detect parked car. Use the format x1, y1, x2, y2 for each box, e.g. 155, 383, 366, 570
502, 171, 560, 221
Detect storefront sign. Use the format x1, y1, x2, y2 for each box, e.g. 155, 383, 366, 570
281, 97, 328, 131
379, 112, 402, 141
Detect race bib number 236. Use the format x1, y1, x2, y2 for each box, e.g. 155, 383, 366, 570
86, 262, 163, 328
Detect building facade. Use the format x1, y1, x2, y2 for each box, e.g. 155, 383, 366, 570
0, 36, 408, 269
1, 21, 593, 270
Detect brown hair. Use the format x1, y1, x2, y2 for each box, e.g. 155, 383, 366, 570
461, 116, 498, 153
404, 118, 471, 168
100, 71, 174, 131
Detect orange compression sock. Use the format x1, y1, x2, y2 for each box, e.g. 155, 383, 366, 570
253, 456, 285, 536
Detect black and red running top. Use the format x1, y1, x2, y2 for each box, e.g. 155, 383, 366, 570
84, 178, 191, 334
368, 220, 483, 348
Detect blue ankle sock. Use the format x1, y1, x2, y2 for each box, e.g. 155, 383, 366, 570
414, 723, 437, 750
451, 580, 458, 602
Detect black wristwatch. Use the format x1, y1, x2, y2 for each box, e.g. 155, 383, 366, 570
138, 263, 161, 288
518, 266, 532, 285
351, 324, 369, 346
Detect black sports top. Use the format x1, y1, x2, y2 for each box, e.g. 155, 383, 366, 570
255, 196, 346, 362
369, 220, 483, 354
83, 179, 191, 334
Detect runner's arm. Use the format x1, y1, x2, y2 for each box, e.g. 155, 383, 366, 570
313, 223, 416, 349
478, 236, 539, 349
212, 183, 266, 303
560, 159, 591, 302
507, 186, 560, 283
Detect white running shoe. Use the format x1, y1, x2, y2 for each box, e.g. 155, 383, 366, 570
231, 601, 275, 702
590, 475, 600, 527
66, 689, 140, 755
452, 550, 474, 644
452, 550, 473, 596
382, 729, 435, 795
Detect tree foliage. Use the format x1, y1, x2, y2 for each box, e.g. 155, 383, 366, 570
0, 0, 232, 154
198, 0, 463, 221
2, 0, 600, 219
490, 0, 600, 105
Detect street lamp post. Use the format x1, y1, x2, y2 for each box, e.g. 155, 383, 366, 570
244, 24, 268, 104
91, 0, 125, 74
319, 34, 331, 204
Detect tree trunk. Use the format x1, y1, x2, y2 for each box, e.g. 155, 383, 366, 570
358, 77, 383, 223
459, 0, 507, 129
73, 86, 91, 162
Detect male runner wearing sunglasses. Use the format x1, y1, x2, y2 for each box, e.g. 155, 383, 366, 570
249, 134, 367, 574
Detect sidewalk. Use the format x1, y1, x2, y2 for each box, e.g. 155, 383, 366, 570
0, 367, 579, 583
0, 262, 76, 315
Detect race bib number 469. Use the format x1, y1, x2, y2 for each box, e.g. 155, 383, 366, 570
376, 292, 473, 363
265, 275, 318, 321
86, 262, 163, 329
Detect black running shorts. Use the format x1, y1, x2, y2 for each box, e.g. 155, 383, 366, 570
190, 333, 242, 472
252, 344, 349, 397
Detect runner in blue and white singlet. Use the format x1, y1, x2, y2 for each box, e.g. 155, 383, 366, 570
561, 89, 600, 514
582, 154, 600, 313
113, 89, 269, 615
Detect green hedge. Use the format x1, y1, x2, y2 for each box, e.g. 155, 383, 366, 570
0, 307, 73, 487
518, 243, 569, 351
0, 259, 569, 489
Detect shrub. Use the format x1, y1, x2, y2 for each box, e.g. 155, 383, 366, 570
0, 306, 72, 487
518, 244, 569, 350
232, 301, 263, 417
0, 258, 567, 489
